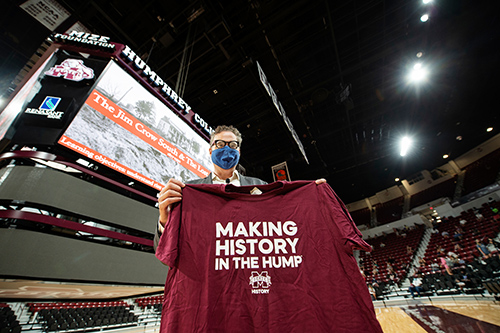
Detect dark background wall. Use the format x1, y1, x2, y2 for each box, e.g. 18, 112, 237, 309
0, 229, 166, 285
0, 165, 158, 234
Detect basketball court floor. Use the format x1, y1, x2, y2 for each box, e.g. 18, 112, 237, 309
373, 296, 500, 332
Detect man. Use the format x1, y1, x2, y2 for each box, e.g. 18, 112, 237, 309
154, 125, 382, 333
408, 274, 423, 298
486, 238, 499, 255
154, 125, 325, 249
368, 284, 377, 301
476, 239, 491, 259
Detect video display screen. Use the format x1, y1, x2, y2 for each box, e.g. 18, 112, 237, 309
59, 61, 212, 191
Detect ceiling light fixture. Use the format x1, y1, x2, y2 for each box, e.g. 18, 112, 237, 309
408, 63, 428, 83
486, 127, 493, 132
400, 136, 412, 156
443, 154, 449, 159
420, 14, 429, 22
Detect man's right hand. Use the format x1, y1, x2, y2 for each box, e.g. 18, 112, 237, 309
158, 178, 185, 228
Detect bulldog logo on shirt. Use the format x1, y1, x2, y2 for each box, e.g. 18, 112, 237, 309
249, 271, 271, 294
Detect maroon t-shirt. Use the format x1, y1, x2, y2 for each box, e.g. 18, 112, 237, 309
156, 181, 382, 332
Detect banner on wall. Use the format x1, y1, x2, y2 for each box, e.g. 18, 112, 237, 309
272, 161, 291, 182
20, 0, 70, 31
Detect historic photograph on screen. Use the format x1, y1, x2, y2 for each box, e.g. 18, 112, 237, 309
60, 61, 212, 188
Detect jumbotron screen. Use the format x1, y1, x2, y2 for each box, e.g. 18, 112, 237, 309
58, 61, 212, 191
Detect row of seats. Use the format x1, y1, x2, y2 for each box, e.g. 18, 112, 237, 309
135, 295, 163, 310
421, 204, 500, 273
34, 305, 138, 331
409, 176, 456, 211
462, 149, 500, 195
361, 201, 499, 286
370, 253, 500, 300
413, 255, 500, 297
27, 301, 129, 312
26, 301, 137, 332
359, 224, 426, 283
0, 304, 21, 333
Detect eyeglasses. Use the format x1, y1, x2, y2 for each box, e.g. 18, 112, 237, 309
212, 140, 240, 149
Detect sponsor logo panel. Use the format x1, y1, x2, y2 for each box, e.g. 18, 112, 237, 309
24, 96, 64, 120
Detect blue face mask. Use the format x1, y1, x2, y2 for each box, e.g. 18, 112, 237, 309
211, 145, 240, 170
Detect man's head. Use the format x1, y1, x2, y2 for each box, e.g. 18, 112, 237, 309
210, 125, 242, 147
209, 125, 242, 171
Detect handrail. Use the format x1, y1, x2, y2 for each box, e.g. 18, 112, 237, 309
0, 209, 153, 247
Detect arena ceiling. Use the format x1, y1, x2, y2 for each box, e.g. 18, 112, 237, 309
2, 0, 499, 204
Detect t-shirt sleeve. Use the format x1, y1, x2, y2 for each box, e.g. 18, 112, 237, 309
319, 183, 372, 253
155, 202, 182, 267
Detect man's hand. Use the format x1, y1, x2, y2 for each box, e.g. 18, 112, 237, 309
315, 178, 327, 185
158, 178, 185, 228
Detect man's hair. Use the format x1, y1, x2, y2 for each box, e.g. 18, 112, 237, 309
210, 125, 243, 146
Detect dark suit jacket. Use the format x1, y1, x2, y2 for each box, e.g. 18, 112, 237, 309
154, 173, 267, 251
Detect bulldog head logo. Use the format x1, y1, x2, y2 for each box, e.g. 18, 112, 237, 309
45, 59, 94, 82
249, 271, 272, 289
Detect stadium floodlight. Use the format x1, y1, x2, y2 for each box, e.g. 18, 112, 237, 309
408, 63, 428, 83
399, 136, 412, 156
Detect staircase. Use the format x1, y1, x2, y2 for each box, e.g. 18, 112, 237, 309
407, 226, 433, 279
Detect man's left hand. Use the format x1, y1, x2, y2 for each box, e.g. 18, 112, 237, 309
315, 178, 327, 185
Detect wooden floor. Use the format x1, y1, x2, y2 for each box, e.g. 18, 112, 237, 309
0, 279, 164, 299
373, 296, 500, 332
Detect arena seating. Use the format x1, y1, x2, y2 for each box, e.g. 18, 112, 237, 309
483, 280, 500, 300
409, 176, 457, 210
359, 223, 426, 285
415, 253, 500, 297
349, 207, 371, 228
26, 301, 138, 331
388, 201, 500, 298
421, 204, 500, 276
135, 295, 163, 312
374, 196, 404, 224
462, 149, 500, 196
0, 303, 21, 333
